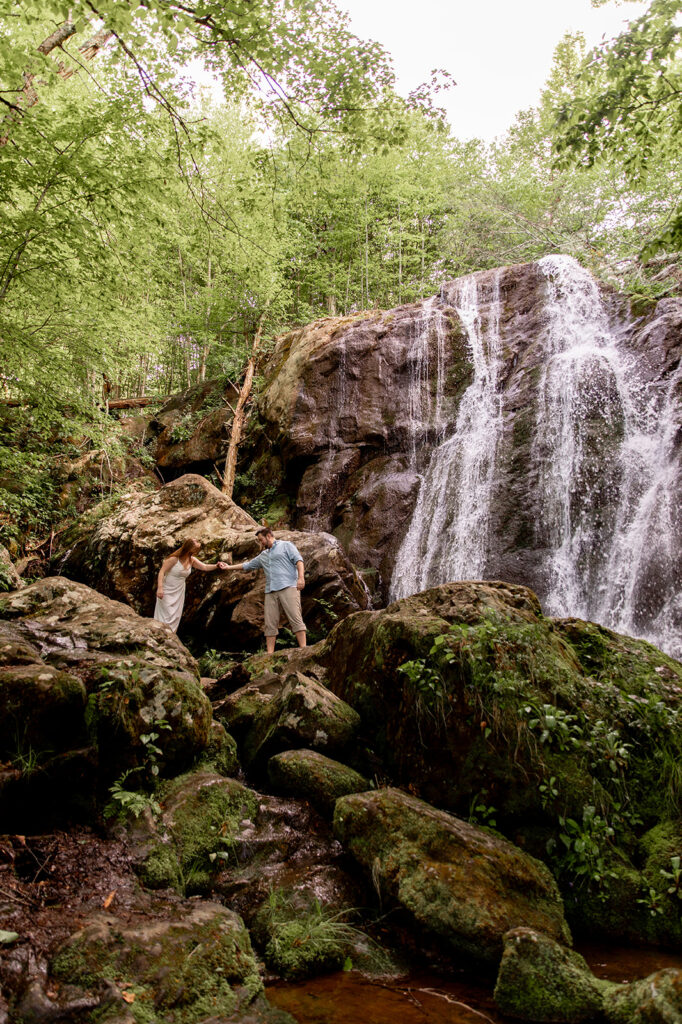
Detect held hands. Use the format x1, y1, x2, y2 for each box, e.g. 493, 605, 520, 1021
217, 561, 229, 570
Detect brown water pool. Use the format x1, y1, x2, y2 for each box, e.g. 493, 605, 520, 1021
266, 945, 682, 1024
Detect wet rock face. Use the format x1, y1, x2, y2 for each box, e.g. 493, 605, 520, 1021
133, 769, 368, 962
253, 304, 468, 596
0, 577, 210, 826
334, 787, 571, 964
54, 474, 368, 647
248, 263, 682, 632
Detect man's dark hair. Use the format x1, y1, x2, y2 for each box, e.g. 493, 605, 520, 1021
256, 527, 274, 538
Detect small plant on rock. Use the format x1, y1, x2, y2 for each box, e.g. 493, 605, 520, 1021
637, 886, 665, 917
538, 775, 559, 810
467, 789, 498, 829
104, 717, 171, 820
549, 804, 616, 892
660, 855, 682, 900
522, 702, 582, 751
106, 769, 161, 819
397, 657, 449, 733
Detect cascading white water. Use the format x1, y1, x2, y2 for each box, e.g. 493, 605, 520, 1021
532, 256, 682, 655
405, 295, 449, 461
594, 348, 682, 650
532, 255, 635, 619
391, 271, 503, 600
390, 254, 680, 657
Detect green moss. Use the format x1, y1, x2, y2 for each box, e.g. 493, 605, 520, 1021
493, 928, 613, 1022
641, 820, 682, 875
253, 890, 362, 981
142, 773, 258, 895
52, 938, 118, 990
51, 909, 264, 1024
140, 841, 181, 890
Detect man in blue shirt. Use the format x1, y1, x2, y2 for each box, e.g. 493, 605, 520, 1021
241, 527, 306, 653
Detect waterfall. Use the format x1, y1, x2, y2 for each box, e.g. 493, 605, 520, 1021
405, 295, 449, 462
390, 271, 503, 600
594, 347, 682, 651
532, 255, 633, 619
389, 255, 681, 657
533, 256, 681, 655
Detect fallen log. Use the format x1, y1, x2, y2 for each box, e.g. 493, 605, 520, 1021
107, 397, 158, 410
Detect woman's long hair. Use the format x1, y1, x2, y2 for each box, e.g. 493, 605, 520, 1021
171, 537, 200, 563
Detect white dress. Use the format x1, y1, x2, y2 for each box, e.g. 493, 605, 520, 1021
153, 559, 191, 632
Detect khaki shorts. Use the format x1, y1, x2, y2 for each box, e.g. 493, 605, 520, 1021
264, 586, 306, 637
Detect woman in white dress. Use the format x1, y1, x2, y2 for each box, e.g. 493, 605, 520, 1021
154, 538, 227, 632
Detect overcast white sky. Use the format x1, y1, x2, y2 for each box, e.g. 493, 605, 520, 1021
340, 0, 647, 141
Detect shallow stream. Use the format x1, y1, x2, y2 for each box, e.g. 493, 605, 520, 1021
266, 945, 682, 1024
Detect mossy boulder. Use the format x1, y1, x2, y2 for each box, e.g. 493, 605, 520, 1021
139, 770, 259, 892
334, 787, 571, 964
49, 900, 292, 1024
0, 578, 211, 826
493, 927, 614, 1022
201, 721, 240, 776
268, 581, 682, 946
0, 544, 22, 591
267, 749, 369, 815
603, 967, 682, 1024
240, 671, 361, 769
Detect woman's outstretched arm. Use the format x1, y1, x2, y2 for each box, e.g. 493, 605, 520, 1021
190, 557, 228, 572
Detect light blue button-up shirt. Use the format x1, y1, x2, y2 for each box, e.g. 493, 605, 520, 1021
242, 539, 304, 593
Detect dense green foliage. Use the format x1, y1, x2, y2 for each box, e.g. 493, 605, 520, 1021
0, 1, 679, 552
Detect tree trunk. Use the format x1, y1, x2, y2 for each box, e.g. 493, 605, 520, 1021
222, 306, 269, 499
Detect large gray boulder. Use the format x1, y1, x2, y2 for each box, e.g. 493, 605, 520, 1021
47, 901, 294, 1024
55, 474, 369, 646
333, 787, 571, 965
0, 577, 210, 826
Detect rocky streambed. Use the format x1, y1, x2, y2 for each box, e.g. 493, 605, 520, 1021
1, 562, 681, 1023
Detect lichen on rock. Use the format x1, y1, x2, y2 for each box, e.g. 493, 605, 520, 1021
334, 787, 571, 964
267, 749, 369, 815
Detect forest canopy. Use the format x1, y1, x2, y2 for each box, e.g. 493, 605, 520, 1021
0, 0, 680, 548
